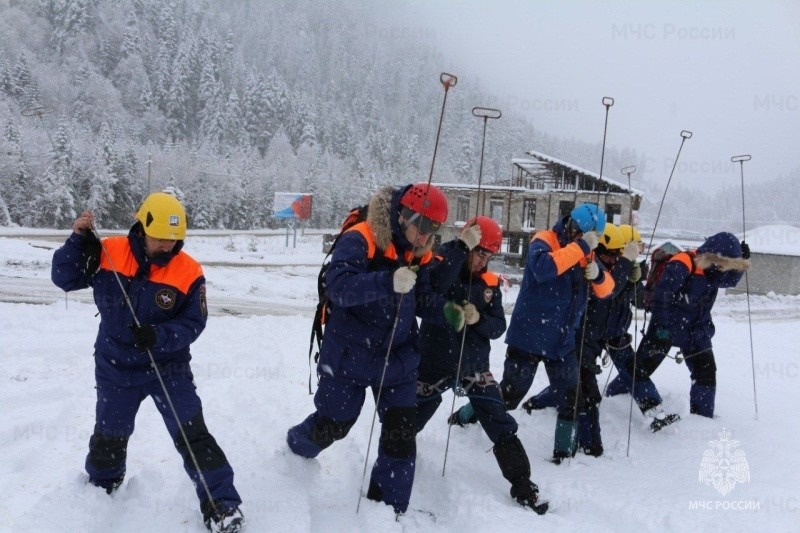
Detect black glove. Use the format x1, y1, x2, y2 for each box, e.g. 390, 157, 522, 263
130, 324, 157, 350
740, 240, 751, 260
82, 231, 102, 275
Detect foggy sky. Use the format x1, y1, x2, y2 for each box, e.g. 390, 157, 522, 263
373, 1, 800, 193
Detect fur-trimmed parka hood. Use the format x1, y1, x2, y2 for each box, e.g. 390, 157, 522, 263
366, 185, 434, 258
695, 232, 751, 272
695, 253, 751, 272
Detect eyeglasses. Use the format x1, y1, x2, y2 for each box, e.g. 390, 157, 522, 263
474, 248, 493, 260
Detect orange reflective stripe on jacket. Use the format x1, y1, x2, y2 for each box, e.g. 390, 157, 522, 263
533, 230, 588, 275
670, 250, 702, 275
347, 221, 433, 265
591, 267, 615, 298
98, 236, 138, 277
481, 271, 500, 287
99, 236, 203, 295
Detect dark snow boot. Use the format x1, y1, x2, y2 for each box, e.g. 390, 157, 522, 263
493, 436, 548, 514
202, 501, 244, 533
511, 479, 550, 515
103, 477, 124, 495
510, 479, 549, 515
581, 444, 604, 457
644, 407, 681, 432
550, 450, 575, 465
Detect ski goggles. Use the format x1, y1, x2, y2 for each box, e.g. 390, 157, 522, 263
402, 208, 443, 235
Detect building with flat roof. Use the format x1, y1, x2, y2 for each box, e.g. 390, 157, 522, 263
435, 150, 643, 262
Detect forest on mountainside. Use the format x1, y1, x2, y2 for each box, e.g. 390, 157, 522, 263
0, 0, 795, 233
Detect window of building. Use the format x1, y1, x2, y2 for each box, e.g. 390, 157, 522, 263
559, 200, 574, 219
522, 198, 536, 229
456, 196, 470, 223
489, 198, 504, 223
606, 203, 621, 225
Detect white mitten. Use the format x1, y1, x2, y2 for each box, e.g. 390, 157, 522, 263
393, 267, 417, 294
462, 303, 480, 325
622, 241, 639, 261
584, 261, 600, 281
459, 224, 482, 251
582, 231, 599, 251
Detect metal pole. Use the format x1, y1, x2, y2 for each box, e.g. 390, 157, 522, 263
595, 97, 615, 208
357, 72, 458, 513
572, 97, 614, 456
442, 106, 501, 477
621, 165, 638, 457
644, 130, 693, 256
621, 166, 637, 225
628, 131, 693, 455
602, 166, 636, 398
732, 154, 758, 419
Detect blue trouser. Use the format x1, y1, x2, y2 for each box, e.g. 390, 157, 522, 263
287, 372, 417, 513
499, 346, 580, 457
606, 335, 669, 412
86, 366, 241, 510
609, 329, 717, 418
416, 372, 517, 444
529, 345, 605, 452
526, 385, 558, 409
577, 364, 603, 452
684, 348, 717, 418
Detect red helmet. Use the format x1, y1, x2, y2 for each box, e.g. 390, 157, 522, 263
400, 183, 449, 225
466, 216, 503, 254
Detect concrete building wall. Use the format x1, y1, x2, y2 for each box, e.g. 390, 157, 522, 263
728, 253, 800, 295
437, 187, 634, 249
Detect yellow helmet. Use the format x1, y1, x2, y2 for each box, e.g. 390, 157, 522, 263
135, 192, 187, 240
618, 224, 642, 245
601, 223, 625, 250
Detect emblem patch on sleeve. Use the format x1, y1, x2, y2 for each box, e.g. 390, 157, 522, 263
483, 288, 493, 303
199, 284, 208, 316
155, 288, 177, 310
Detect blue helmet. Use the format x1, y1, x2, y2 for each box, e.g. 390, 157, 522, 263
570, 203, 606, 234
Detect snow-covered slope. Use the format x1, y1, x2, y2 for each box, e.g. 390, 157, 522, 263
1, 234, 798, 532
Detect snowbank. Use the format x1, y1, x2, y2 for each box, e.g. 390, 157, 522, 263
743, 225, 800, 256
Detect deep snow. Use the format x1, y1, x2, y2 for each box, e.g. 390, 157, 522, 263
1, 232, 799, 532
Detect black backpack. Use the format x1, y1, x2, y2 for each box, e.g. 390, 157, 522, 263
307, 205, 369, 392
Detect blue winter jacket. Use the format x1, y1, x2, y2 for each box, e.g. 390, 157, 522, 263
419, 240, 507, 381
319, 186, 447, 387
649, 232, 747, 351
605, 260, 648, 340
51, 224, 207, 386
581, 256, 634, 343
505, 217, 614, 359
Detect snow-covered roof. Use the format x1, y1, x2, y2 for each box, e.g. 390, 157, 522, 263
520, 150, 645, 197
743, 225, 800, 256
432, 182, 529, 193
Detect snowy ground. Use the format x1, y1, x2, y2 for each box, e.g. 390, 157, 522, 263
1, 231, 799, 532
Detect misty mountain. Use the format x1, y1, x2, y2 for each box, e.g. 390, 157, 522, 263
0, 0, 794, 234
